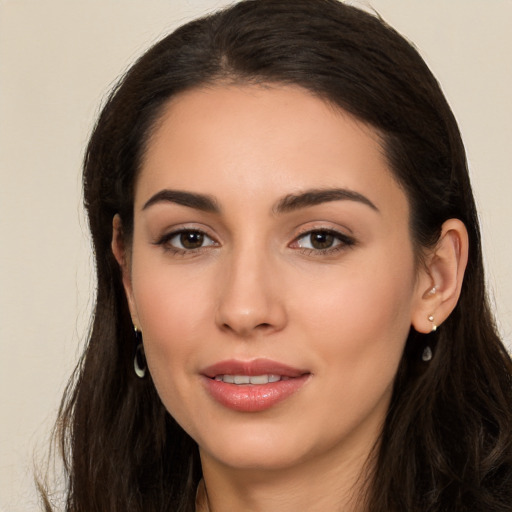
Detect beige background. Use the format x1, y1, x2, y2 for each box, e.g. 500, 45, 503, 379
1, 1, 511, 509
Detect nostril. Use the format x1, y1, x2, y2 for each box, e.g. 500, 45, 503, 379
221, 321, 273, 336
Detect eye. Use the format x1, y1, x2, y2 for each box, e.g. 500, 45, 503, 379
298, 231, 338, 250
294, 229, 355, 253
157, 229, 217, 252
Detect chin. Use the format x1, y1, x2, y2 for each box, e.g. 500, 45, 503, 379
203, 444, 308, 473
196, 421, 312, 471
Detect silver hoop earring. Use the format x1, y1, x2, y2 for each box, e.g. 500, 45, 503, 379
133, 326, 147, 378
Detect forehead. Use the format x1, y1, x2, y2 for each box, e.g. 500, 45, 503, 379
137, 84, 407, 218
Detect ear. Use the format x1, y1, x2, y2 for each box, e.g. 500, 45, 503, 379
111, 214, 140, 327
411, 219, 469, 334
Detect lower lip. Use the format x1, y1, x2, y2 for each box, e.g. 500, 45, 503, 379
202, 375, 309, 412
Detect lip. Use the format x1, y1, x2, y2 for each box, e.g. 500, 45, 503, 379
202, 358, 308, 378
201, 358, 311, 412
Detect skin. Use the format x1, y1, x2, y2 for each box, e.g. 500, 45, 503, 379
112, 84, 468, 511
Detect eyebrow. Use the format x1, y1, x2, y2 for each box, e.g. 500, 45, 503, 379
141, 187, 378, 215
142, 189, 220, 213
274, 188, 379, 214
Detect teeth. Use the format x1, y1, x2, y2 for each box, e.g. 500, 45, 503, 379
214, 374, 282, 385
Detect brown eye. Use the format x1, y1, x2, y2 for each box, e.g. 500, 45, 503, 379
298, 230, 338, 250
162, 229, 216, 252
294, 229, 355, 253
180, 231, 205, 249
309, 231, 335, 249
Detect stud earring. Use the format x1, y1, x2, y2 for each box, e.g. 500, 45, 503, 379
133, 326, 147, 378
428, 286, 437, 296
428, 315, 437, 332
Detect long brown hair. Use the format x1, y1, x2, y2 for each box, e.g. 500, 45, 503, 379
42, 1, 512, 510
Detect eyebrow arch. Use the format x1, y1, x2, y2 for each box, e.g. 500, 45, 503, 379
142, 189, 220, 213
274, 188, 379, 214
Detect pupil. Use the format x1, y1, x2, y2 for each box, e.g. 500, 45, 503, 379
181, 232, 204, 249
311, 232, 333, 249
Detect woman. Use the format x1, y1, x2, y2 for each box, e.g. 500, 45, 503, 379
42, 0, 512, 510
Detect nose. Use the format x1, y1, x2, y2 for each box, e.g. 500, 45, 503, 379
215, 248, 287, 338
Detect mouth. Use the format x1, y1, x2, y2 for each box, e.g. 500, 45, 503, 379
213, 374, 290, 384
202, 358, 308, 379
201, 359, 311, 412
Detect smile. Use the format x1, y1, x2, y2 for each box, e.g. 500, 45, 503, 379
202, 359, 311, 412
213, 374, 288, 384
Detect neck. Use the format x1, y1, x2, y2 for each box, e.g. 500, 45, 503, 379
199, 438, 376, 512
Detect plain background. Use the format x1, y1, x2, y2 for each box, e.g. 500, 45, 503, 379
1, 1, 511, 509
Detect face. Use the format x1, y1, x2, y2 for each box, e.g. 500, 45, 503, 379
120, 85, 428, 475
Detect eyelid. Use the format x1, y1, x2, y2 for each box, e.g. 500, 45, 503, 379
292, 223, 354, 241
153, 225, 220, 254
289, 226, 356, 254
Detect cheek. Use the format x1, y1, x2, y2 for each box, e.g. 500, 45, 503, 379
290, 265, 415, 441
294, 249, 416, 382
130, 261, 214, 401
132, 248, 214, 329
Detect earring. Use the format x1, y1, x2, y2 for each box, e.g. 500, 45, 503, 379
428, 286, 437, 296
133, 326, 147, 378
422, 314, 437, 362
422, 345, 433, 362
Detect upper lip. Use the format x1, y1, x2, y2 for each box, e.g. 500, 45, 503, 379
201, 358, 309, 378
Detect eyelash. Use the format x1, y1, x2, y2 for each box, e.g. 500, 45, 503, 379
154, 229, 217, 256
154, 228, 355, 257
292, 229, 356, 256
